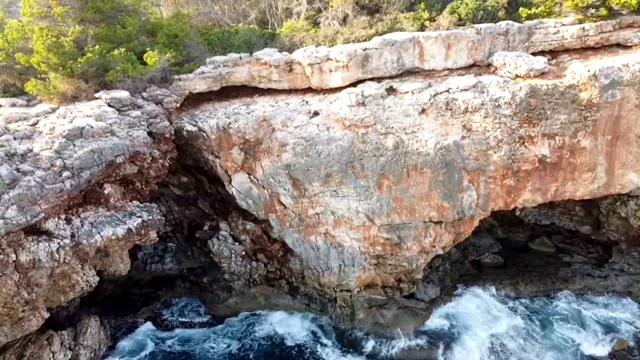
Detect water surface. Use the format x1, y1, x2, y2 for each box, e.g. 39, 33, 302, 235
106, 286, 640, 360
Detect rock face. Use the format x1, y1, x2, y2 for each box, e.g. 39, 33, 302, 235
1, 15, 640, 354
170, 18, 640, 313
1, 316, 109, 360
0, 91, 173, 346
174, 37, 640, 302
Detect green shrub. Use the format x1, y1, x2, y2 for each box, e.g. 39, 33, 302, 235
198, 24, 280, 55
0, 0, 204, 103
279, 13, 419, 50
447, 0, 508, 24
408, 0, 449, 29
0, 9, 31, 96
564, 0, 594, 11
518, 0, 559, 19
607, 0, 640, 11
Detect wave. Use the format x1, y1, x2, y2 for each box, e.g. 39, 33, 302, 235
418, 286, 640, 360
104, 286, 640, 360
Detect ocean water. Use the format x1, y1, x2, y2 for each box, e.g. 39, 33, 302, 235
104, 286, 640, 360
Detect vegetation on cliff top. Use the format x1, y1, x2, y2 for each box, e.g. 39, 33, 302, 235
0, 0, 638, 103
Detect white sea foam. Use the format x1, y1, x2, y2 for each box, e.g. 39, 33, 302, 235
419, 287, 640, 360
106, 288, 640, 360
159, 297, 212, 325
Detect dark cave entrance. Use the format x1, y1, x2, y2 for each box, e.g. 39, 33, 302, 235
415, 195, 640, 304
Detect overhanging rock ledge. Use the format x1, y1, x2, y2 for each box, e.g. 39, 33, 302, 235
171, 16, 640, 316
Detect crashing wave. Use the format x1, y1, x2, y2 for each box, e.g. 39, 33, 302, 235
105, 287, 640, 360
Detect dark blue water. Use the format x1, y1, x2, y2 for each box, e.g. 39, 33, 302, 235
104, 287, 640, 360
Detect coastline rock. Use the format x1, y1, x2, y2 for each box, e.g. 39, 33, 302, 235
175, 45, 640, 302
0, 93, 174, 346
0, 316, 109, 360
0, 203, 163, 346
1, 15, 640, 353
0, 92, 174, 235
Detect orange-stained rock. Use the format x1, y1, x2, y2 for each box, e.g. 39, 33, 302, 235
175, 46, 640, 298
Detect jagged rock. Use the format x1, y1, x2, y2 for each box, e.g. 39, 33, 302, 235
206, 222, 267, 290
170, 16, 640, 104
0, 203, 163, 346
528, 236, 557, 254
479, 253, 505, 267
489, 51, 549, 78
0, 316, 109, 360
0, 96, 174, 235
0, 94, 174, 346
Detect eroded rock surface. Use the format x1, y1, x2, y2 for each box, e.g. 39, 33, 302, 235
0, 316, 109, 360
175, 45, 640, 305
0, 91, 174, 346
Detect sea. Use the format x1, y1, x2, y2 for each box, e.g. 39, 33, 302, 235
104, 286, 640, 360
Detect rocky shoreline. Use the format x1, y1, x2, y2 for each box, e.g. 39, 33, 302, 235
1, 15, 640, 360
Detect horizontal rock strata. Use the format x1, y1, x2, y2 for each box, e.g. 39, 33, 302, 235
171, 16, 640, 100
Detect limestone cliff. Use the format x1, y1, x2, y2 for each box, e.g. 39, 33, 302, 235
172, 17, 640, 298
1, 15, 640, 357
0, 93, 173, 346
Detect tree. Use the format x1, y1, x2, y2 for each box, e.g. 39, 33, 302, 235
1, 0, 204, 102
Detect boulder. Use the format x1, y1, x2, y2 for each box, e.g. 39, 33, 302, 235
489, 51, 549, 78
528, 236, 557, 254
94, 90, 133, 110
